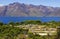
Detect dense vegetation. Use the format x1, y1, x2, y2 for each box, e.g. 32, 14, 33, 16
0, 25, 28, 39
0, 20, 60, 39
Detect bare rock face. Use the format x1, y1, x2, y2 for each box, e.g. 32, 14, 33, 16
0, 2, 60, 17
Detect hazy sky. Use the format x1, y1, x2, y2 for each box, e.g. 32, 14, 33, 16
0, 0, 60, 7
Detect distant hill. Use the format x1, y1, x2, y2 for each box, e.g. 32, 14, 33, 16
0, 2, 60, 17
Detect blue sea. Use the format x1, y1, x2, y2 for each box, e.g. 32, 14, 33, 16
0, 17, 60, 24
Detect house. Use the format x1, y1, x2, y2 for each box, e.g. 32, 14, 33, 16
29, 25, 57, 36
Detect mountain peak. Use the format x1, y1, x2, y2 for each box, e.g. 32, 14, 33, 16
9, 2, 21, 5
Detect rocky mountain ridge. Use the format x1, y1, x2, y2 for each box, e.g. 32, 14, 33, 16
0, 2, 60, 17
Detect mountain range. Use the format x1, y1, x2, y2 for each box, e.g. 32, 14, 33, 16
0, 2, 60, 17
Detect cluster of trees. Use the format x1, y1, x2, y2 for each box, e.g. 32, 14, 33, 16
0, 20, 60, 27
0, 20, 60, 39
19, 20, 41, 25
0, 25, 28, 39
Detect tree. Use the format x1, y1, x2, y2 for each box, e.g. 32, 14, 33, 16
8, 22, 15, 26
55, 26, 60, 39
0, 22, 3, 26
15, 22, 20, 25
